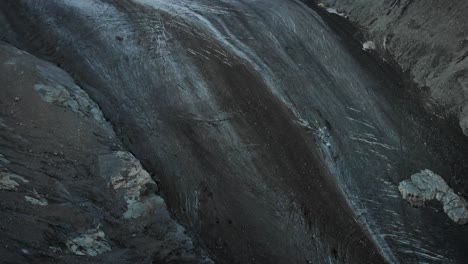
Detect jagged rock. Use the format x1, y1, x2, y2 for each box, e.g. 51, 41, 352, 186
98, 151, 158, 219
0, 154, 10, 164
24, 196, 47, 206
97, 150, 214, 263
34, 83, 105, 122
65, 226, 111, 256
399, 170, 468, 225
0, 171, 28, 190
317, 3, 347, 17
24, 190, 48, 206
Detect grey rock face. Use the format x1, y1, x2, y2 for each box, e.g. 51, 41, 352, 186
399, 170, 468, 225
97, 150, 214, 263
317, 0, 468, 137
98, 151, 158, 219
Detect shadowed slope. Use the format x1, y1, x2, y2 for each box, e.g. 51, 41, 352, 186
1, 0, 468, 263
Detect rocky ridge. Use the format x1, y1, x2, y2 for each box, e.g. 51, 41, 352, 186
0, 41, 212, 264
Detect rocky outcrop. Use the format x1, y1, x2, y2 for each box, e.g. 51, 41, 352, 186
33, 83, 105, 122
65, 226, 112, 257
97, 150, 213, 263
0, 171, 28, 191
316, 0, 468, 137
399, 170, 468, 225
24, 190, 49, 206
0, 41, 212, 264
98, 151, 158, 219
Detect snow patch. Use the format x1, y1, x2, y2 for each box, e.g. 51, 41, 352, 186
34, 83, 105, 122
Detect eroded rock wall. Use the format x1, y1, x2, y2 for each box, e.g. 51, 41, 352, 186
317, 0, 468, 136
